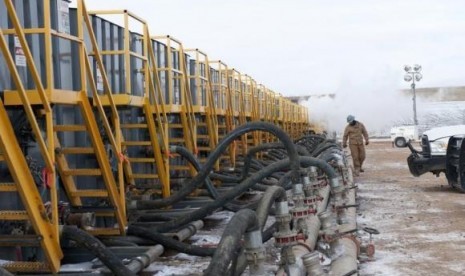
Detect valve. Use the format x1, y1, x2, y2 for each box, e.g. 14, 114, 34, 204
361, 227, 380, 261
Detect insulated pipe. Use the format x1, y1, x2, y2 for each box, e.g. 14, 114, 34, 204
132, 122, 300, 210
204, 209, 260, 276
153, 156, 338, 233
172, 220, 204, 241
127, 225, 215, 257
60, 226, 135, 276
125, 245, 164, 274
101, 219, 202, 246
99, 245, 164, 275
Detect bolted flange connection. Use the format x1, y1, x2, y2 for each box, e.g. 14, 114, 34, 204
274, 201, 298, 247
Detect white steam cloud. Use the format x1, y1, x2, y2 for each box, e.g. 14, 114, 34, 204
302, 70, 413, 137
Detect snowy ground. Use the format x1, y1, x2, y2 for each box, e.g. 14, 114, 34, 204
357, 142, 465, 276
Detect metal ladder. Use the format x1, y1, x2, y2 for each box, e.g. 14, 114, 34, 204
0, 11, 61, 274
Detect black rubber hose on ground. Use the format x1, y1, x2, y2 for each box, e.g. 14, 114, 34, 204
153, 156, 337, 233
134, 122, 300, 210
170, 145, 219, 199
230, 186, 287, 276
311, 142, 339, 157
277, 171, 294, 190
204, 209, 260, 276
61, 226, 135, 276
255, 186, 287, 230
127, 225, 215, 257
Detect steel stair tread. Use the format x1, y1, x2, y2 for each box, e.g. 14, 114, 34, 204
129, 174, 159, 179
62, 169, 102, 176
53, 125, 87, 132
70, 189, 109, 197
0, 183, 16, 192
127, 158, 156, 163
122, 141, 152, 146
0, 210, 29, 220
59, 147, 95, 154
121, 124, 148, 129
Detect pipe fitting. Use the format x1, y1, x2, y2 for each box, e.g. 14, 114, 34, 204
329, 178, 340, 190
66, 212, 96, 230
302, 251, 325, 276
244, 230, 266, 275
274, 202, 298, 248
318, 211, 337, 238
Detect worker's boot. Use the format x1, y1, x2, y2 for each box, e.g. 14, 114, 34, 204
360, 168, 365, 173
354, 168, 360, 177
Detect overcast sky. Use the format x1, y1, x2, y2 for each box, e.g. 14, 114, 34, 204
75, 0, 465, 96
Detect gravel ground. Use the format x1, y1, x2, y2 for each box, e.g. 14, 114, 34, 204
357, 141, 465, 276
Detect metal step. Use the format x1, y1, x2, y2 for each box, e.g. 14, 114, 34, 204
0, 211, 29, 220
60, 147, 95, 154
0, 183, 16, 192
122, 141, 152, 146
129, 174, 158, 179
2, 261, 50, 273
169, 138, 186, 143
53, 125, 87, 132
170, 165, 190, 171
121, 123, 148, 129
127, 158, 156, 163
0, 155, 4, 161
62, 169, 102, 176
197, 146, 211, 151
70, 190, 109, 197
168, 124, 184, 128
0, 235, 41, 246
197, 135, 209, 139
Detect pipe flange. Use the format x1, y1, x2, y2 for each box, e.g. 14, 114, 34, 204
274, 231, 298, 247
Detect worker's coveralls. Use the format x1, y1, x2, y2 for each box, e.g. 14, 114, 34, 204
343, 121, 369, 175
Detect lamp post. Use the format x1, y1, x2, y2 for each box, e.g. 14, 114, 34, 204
404, 64, 422, 125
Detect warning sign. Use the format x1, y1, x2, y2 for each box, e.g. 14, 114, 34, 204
96, 67, 104, 92
14, 36, 26, 67
57, 0, 70, 34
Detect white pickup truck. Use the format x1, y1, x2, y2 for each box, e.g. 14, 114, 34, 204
390, 125, 419, 147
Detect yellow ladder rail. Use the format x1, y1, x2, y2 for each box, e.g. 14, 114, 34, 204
78, 0, 125, 218
1, 3, 54, 173
78, 96, 126, 234
0, 99, 62, 273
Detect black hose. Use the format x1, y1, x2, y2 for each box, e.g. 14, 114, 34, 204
153, 156, 337, 233
277, 171, 294, 190
255, 186, 287, 230
171, 146, 219, 199
312, 142, 339, 157
61, 226, 135, 276
135, 122, 300, 210
127, 226, 215, 257
204, 209, 260, 276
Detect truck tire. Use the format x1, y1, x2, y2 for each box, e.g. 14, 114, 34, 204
394, 137, 407, 148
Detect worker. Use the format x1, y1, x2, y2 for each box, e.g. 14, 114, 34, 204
342, 115, 369, 176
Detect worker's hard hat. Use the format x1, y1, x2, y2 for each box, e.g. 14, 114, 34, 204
347, 115, 355, 123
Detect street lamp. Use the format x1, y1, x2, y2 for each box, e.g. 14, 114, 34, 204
404, 64, 422, 125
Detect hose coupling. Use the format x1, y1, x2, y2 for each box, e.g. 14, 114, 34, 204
245, 230, 266, 274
